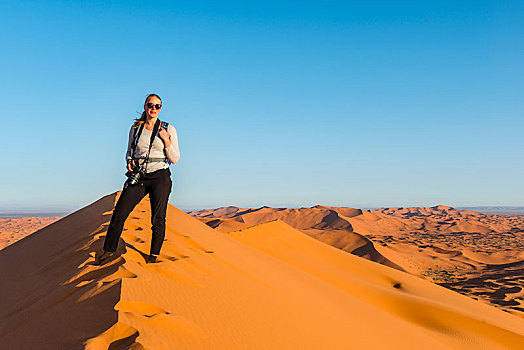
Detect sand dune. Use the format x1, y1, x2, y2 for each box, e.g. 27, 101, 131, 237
1, 194, 524, 349
0, 217, 61, 250
189, 205, 398, 268
190, 205, 355, 230
190, 205, 524, 317
1, 194, 523, 348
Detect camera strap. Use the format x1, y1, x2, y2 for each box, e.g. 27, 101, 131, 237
131, 119, 162, 171
131, 125, 144, 157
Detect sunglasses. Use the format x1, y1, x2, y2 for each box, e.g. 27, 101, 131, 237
146, 103, 162, 110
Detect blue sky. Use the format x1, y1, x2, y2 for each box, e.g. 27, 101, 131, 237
0, 0, 522, 211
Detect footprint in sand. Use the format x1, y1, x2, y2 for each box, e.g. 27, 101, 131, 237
115, 300, 169, 317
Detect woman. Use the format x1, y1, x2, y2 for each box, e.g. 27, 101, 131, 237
96, 93, 180, 265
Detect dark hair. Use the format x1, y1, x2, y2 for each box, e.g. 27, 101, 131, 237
133, 93, 162, 127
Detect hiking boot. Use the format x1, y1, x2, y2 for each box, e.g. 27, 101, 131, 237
94, 251, 114, 266
146, 254, 158, 264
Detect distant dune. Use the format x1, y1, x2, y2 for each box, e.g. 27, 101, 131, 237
2, 193, 524, 349
190, 204, 524, 318
458, 207, 524, 216
0, 217, 61, 249
189, 205, 401, 270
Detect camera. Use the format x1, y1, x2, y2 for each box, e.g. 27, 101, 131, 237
124, 163, 145, 189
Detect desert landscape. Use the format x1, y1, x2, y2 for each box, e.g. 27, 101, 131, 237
4, 0, 522, 348
1, 192, 523, 349
0, 216, 61, 250
190, 205, 524, 319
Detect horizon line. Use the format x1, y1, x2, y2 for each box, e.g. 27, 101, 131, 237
3, 205, 524, 216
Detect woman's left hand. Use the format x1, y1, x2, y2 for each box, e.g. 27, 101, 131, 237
158, 128, 171, 147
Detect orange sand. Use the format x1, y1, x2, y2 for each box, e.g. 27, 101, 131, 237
0, 217, 61, 250
191, 205, 524, 318
1, 194, 523, 349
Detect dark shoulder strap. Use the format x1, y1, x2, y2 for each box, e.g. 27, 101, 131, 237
131, 119, 160, 158
149, 119, 161, 150
131, 123, 145, 158
141, 119, 161, 171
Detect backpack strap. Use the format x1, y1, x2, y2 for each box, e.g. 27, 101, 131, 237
149, 119, 161, 150
130, 123, 145, 159
132, 119, 171, 166
131, 119, 161, 158
160, 121, 172, 165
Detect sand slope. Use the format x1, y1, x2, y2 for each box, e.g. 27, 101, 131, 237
189, 205, 400, 269
0, 195, 121, 349
1, 194, 524, 349
191, 205, 524, 317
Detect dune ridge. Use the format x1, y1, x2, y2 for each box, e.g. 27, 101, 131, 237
190, 205, 524, 317
1, 194, 524, 349
190, 205, 402, 269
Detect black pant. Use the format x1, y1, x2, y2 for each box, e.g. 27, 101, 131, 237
104, 168, 172, 255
